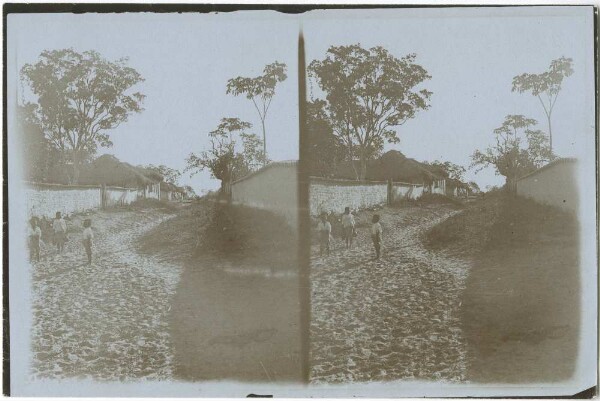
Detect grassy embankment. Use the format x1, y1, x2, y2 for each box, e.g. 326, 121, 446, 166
424, 191, 580, 383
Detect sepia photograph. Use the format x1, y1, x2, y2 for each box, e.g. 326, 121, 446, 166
4, 4, 598, 398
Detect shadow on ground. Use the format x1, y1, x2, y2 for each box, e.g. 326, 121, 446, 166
137, 200, 302, 382
425, 192, 580, 383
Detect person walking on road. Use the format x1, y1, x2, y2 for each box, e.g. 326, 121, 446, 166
317, 212, 332, 257
82, 218, 94, 266
341, 207, 355, 250
28, 217, 42, 262
53, 212, 67, 253
371, 214, 383, 260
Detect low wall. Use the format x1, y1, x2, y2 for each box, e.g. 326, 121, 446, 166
26, 182, 142, 219
104, 187, 139, 207
231, 161, 299, 228
516, 158, 578, 213
25, 183, 102, 219
391, 182, 425, 202
309, 178, 388, 216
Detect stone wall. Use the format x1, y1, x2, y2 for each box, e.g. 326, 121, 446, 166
231, 161, 299, 228
26, 183, 143, 219
309, 178, 388, 216
516, 158, 578, 213
25, 183, 102, 219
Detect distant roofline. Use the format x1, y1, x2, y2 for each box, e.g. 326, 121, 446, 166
232, 160, 298, 185
517, 157, 577, 181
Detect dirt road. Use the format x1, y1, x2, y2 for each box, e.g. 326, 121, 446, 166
310, 204, 470, 383
31, 206, 181, 380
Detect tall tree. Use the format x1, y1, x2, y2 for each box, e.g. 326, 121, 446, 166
471, 115, 553, 192
306, 99, 344, 177
428, 160, 466, 181
185, 117, 266, 197
226, 62, 287, 163
512, 57, 573, 153
308, 44, 432, 180
20, 48, 145, 183
144, 164, 181, 186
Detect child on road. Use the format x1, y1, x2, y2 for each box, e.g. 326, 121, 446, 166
371, 214, 383, 260
317, 212, 332, 257
341, 207, 355, 250
28, 217, 42, 262
82, 219, 93, 266
53, 212, 67, 253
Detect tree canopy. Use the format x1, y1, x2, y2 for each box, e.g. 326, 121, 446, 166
20, 48, 145, 183
226, 61, 287, 162
308, 44, 432, 180
144, 164, 181, 186
471, 114, 553, 191
185, 117, 266, 196
512, 57, 574, 152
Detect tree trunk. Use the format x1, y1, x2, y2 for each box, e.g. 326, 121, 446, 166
547, 114, 553, 154
505, 176, 517, 194
71, 151, 82, 185
359, 157, 368, 181
220, 179, 232, 201
261, 119, 267, 166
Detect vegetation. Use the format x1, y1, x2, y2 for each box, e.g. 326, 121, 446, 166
144, 164, 181, 186
185, 117, 266, 196
512, 57, 574, 152
470, 115, 553, 191
21, 49, 145, 183
427, 160, 466, 181
308, 44, 432, 180
226, 62, 287, 162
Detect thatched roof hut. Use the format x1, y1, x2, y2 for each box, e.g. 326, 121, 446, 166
331, 150, 446, 184
78, 154, 163, 188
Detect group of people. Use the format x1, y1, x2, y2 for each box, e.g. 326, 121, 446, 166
317, 206, 383, 260
27, 211, 95, 265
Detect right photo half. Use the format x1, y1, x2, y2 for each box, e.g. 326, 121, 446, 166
301, 6, 597, 395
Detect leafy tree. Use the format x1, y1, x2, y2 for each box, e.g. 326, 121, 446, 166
471, 115, 553, 192
185, 117, 266, 196
306, 99, 344, 177
226, 62, 287, 163
182, 185, 197, 199
144, 164, 181, 185
20, 48, 145, 183
428, 160, 466, 181
467, 181, 481, 194
512, 57, 574, 153
308, 44, 432, 180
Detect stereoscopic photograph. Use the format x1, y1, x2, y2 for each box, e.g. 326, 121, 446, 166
4, 4, 597, 398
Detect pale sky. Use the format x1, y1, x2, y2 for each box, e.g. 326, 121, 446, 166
8, 7, 595, 192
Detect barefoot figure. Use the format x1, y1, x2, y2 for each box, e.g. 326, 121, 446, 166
82, 219, 94, 266
317, 212, 332, 257
28, 217, 42, 262
371, 214, 383, 259
341, 207, 355, 250
52, 212, 67, 253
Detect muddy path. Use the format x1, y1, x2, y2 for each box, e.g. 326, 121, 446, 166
30, 207, 181, 380
310, 204, 471, 383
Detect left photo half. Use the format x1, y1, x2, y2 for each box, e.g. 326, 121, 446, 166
5, 9, 304, 396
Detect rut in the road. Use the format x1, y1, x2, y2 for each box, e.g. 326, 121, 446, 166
310, 205, 470, 383
31, 208, 181, 380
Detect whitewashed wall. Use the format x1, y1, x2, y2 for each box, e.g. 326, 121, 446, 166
231, 161, 298, 228
309, 178, 388, 216
104, 187, 139, 207
25, 183, 102, 219
516, 158, 578, 213
391, 183, 425, 201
